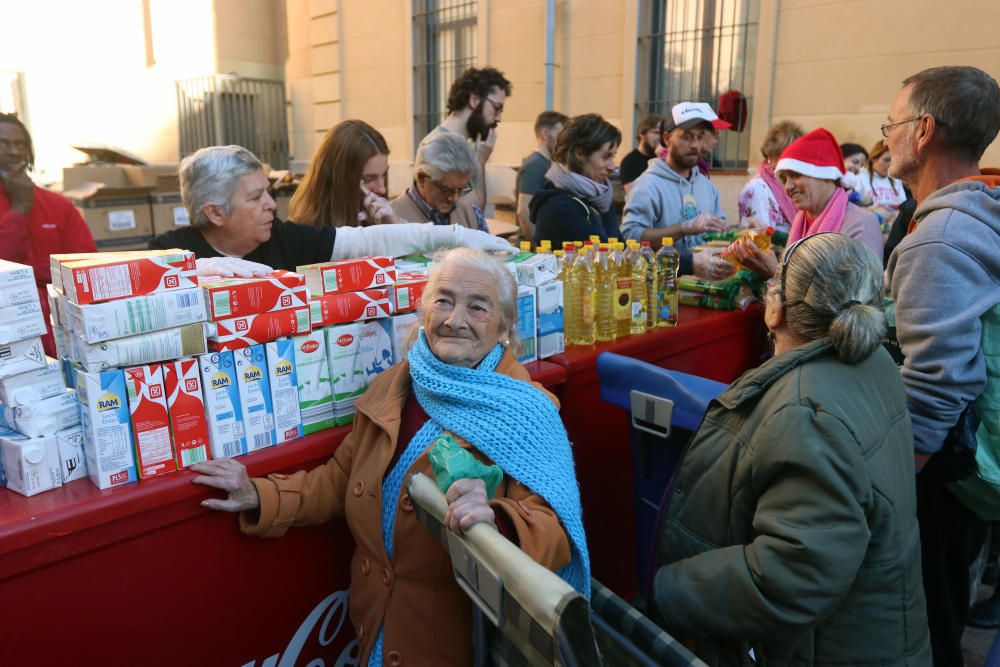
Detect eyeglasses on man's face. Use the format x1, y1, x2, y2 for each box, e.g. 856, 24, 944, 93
880, 116, 923, 138
432, 180, 474, 199
484, 97, 504, 114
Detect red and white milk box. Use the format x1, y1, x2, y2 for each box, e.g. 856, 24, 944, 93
309, 288, 392, 327
62, 250, 198, 305
206, 306, 311, 351
298, 256, 395, 295
388, 271, 429, 314
162, 359, 211, 468
124, 364, 177, 478
201, 270, 309, 321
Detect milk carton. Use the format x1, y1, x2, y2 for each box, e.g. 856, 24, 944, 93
0, 431, 62, 496
206, 306, 311, 351
265, 339, 303, 444
162, 359, 211, 467
0, 300, 48, 345
535, 281, 565, 359
298, 256, 396, 295
292, 332, 336, 434
76, 369, 138, 489
0, 337, 47, 379
67, 287, 207, 343
234, 345, 276, 452
55, 425, 88, 484
124, 364, 177, 478
71, 323, 207, 372
0, 259, 38, 309
309, 288, 391, 327
201, 270, 308, 320
386, 313, 419, 368
516, 285, 538, 363
358, 320, 394, 384
388, 272, 429, 314
325, 324, 363, 425
197, 351, 246, 459
512, 253, 559, 286
2, 389, 80, 438
61, 250, 198, 305
0, 357, 66, 406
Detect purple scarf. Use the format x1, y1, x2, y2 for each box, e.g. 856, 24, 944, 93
788, 186, 848, 246
758, 162, 798, 226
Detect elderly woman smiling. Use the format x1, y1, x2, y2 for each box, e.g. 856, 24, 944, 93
191, 248, 588, 666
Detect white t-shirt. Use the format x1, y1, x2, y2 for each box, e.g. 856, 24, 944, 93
854, 170, 907, 209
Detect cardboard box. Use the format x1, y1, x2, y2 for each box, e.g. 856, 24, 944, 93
124, 364, 177, 479
50, 251, 150, 293
298, 256, 395, 295
0, 259, 38, 308
0, 337, 47, 379
197, 351, 246, 459
75, 368, 137, 489
0, 357, 66, 406
55, 425, 88, 484
0, 431, 62, 496
2, 389, 80, 438
293, 332, 336, 434
386, 313, 419, 365
201, 271, 307, 321
516, 285, 538, 364
309, 288, 391, 327
150, 192, 190, 235
0, 300, 47, 345
535, 281, 565, 359
64, 184, 154, 249
71, 323, 207, 372
388, 272, 428, 314
62, 164, 131, 191
67, 287, 207, 343
61, 250, 197, 305
265, 339, 303, 444
162, 359, 211, 468
234, 345, 276, 452
206, 306, 311, 351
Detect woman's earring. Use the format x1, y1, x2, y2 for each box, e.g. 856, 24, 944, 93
766, 328, 775, 344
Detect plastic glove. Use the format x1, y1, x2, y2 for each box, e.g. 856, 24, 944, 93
693, 249, 737, 282
357, 188, 398, 225
682, 212, 729, 235
332, 223, 512, 260
446, 225, 513, 252
196, 256, 273, 278
728, 240, 778, 278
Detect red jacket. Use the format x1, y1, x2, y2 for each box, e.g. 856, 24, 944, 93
0, 182, 96, 356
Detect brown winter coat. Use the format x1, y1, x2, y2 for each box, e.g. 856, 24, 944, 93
241, 349, 571, 665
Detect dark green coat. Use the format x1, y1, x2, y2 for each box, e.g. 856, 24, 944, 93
655, 339, 931, 666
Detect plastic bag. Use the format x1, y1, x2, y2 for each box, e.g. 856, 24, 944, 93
428, 433, 502, 499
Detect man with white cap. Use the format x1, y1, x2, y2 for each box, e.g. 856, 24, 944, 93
622, 102, 731, 279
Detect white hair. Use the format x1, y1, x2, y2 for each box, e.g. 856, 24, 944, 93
414, 132, 478, 181
180, 145, 263, 227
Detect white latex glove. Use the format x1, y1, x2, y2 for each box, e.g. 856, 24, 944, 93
693, 250, 737, 282
357, 187, 398, 225
333, 223, 511, 260
681, 212, 729, 235
196, 256, 273, 278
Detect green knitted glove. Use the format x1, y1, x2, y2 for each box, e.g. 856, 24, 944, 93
428, 433, 503, 499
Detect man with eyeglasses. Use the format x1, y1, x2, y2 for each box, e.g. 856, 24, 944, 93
0, 113, 96, 358
392, 131, 488, 232
418, 67, 512, 210
882, 65, 1000, 667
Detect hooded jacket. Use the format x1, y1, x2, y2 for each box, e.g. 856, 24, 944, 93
529, 182, 620, 247
621, 158, 725, 253
885, 172, 1000, 462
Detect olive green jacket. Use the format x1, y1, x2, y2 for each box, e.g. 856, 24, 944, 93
655, 339, 931, 666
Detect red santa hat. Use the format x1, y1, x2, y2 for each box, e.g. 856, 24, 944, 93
774, 128, 845, 181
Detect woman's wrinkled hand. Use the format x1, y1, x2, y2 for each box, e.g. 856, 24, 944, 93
729, 239, 778, 278
191, 459, 260, 513
444, 478, 496, 535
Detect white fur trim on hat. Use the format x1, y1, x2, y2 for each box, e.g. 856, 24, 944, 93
774, 157, 844, 181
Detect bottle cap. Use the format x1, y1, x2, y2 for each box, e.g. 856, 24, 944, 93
662, 237, 674, 247
640, 241, 651, 247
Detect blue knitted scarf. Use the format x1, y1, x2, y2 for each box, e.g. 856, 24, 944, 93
369, 332, 590, 666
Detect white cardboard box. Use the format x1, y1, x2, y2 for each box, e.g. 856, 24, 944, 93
234, 345, 276, 452
0, 300, 47, 345
0, 357, 66, 406
0, 337, 47, 379
2, 388, 80, 438
265, 338, 303, 444
76, 369, 138, 489
71, 323, 207, 372
68, 288, 207, 343
198, 351, 246, 459
0, 431, 62, 496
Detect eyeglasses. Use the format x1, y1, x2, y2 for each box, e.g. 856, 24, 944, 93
431, 180, 474, 199
879, 116, 922, 138
484, 97, 505, 114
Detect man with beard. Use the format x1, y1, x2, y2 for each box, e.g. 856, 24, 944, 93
419, 67, 511, 210
883, 65, 1000, 667
0, 113, 96, 358
515, 110, 568, 240
619, 113, 662, 190
621, 103, 731, 278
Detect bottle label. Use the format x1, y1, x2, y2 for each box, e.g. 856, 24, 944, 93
614, 278, 632, 321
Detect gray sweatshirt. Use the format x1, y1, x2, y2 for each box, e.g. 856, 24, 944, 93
886, 178, 1000, 458
621, 158, 725, 253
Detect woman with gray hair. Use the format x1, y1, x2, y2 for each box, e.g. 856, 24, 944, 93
149, 145, 508, 276
390, 131, 488, 231
653, 232, 931, 665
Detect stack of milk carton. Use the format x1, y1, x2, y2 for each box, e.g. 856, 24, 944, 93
49, 250, 212, 490
296, 257, 401, 427
507, 253, 564, 363
199, 270, 308, 458
0, 259, 85, 497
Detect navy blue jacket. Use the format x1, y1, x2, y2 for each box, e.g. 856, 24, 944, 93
530, 183, 620, 248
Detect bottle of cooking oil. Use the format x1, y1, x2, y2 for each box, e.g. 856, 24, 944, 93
611, 243, 632, 338
594, 246, 616, 342
629, 243, 649, 335
569, 246, 596, 345
640, 241, 657, 329
721, 226, 775, 267
655, 237, 680, 328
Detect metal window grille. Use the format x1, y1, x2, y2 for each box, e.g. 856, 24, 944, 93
176, 75, 289, 169
413, 0, 477, 149
0, 71, 26, 118
636, 0, 759, 169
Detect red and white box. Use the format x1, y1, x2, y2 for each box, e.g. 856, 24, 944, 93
298, 256, 395, 295
124, 364, 177, 479
388, 272, 429, 314
62, 250, 198, 305
206, 306, 311, 351
309, 288, 391, 327
162, 359, 211, 468
201, 270, 308, 321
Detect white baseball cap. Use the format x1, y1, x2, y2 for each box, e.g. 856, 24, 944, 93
663, 102, 720, 131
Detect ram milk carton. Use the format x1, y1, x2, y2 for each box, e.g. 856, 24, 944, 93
0, 300, 47, 345
67, 287, 207, 343
0, 357, 66, 406
162, 359, 211, 467
293, 332, 336, 434
0, 259, 38, 308
0, 431, 62, 496
2, 388, 80, 438
535, 281, 565, 359
234, 345, 276, 452
516, 285, 538, 363
198, 351, 246, 459
76, 369, 138, 489
124, 364, 177, 479
265, 338, 303, 444
0, 337, 47, 379
55, 425, 88, 484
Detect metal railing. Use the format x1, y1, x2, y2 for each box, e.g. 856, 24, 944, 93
175, 74, 289, 169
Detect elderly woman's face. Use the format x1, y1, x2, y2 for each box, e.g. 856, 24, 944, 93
423, 263, 508, 368
215, 170, 276, 244
780, 171, 837, 216
417, 170, 472, 215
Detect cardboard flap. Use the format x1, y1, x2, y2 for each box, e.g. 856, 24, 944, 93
71, 143, 146, 165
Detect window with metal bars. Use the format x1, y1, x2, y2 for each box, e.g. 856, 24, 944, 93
412, 0, 477, 150
636, 0, 759, 170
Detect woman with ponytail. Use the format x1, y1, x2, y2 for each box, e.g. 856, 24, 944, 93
653, 233, 930, 666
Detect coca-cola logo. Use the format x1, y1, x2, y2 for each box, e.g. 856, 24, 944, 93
241, 591, 358, 667
337, 334, 354, 346
301, 340, 320, 354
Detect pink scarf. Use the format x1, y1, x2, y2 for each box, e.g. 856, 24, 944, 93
758, 162, 798, 225
788, 186, 848, 246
